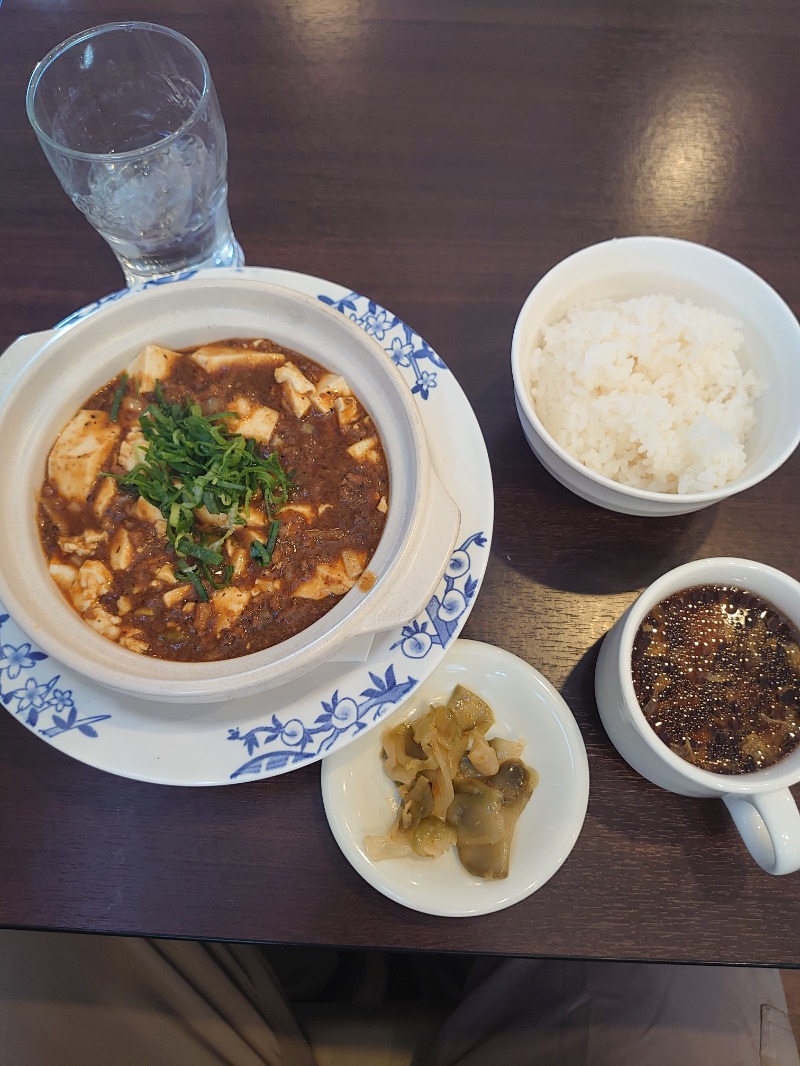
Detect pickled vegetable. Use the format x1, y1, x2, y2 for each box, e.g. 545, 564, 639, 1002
364, 685, 538, 879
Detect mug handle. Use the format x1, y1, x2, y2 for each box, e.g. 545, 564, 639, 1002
723, 789, 800, 875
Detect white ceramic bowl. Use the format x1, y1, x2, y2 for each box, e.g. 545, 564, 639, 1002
0, 275, 460, 703
511, 236, 800, 516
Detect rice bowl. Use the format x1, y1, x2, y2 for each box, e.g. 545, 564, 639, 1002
511, 237, 800, 517
530, 294, 765, 494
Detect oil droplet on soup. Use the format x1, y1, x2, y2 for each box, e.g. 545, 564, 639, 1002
630, 585, 800, 774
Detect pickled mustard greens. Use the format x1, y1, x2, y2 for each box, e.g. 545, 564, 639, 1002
364, 685, 538, 880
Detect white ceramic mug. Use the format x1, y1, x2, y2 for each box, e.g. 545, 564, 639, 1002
595, 557, 800, 875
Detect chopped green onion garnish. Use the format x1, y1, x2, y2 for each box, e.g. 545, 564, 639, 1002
109, 372, 128, 422
176, 562, 209, 602
265, 518, 280, 557
113, 384, 293, 596
178, 541, 225, 566
250, 520, 281, 567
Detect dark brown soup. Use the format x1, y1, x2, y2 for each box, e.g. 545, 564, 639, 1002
631, 584, 800, 774
37, 338, 389, 662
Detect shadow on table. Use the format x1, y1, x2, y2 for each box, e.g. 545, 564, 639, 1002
487, 412, 719, 597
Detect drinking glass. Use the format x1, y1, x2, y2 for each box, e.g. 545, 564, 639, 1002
26, 22, 244, 286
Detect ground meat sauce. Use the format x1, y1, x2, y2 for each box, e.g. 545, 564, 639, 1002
37, 338, 389, 662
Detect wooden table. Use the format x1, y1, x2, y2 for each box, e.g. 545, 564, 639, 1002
2, 0, 800, 966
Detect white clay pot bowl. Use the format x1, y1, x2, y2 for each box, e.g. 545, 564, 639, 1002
0, 275, 460, 703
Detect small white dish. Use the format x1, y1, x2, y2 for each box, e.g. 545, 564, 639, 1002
321, 639, 589, 916
511, 236, 800, 516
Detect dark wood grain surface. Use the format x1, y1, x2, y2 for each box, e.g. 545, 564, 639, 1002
2, 0, 800, 965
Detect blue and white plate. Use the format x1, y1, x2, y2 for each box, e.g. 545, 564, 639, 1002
0, 267, 493, 785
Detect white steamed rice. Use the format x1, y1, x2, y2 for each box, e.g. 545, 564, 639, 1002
529, 294, 766, 494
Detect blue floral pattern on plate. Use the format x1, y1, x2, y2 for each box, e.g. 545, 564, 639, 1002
318, 292, 447, 400
225, 532, 485, 778
228, 664, 418, 778
390, 532, 486, 658
0, 266, 493, 784
0, 610, 111, 739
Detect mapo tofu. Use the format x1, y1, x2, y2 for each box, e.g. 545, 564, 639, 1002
38, 339, 389, 662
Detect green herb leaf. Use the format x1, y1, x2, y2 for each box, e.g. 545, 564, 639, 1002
113, 384, 293, 596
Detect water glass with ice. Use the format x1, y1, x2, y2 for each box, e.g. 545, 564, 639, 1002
26, 22, 244, 286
